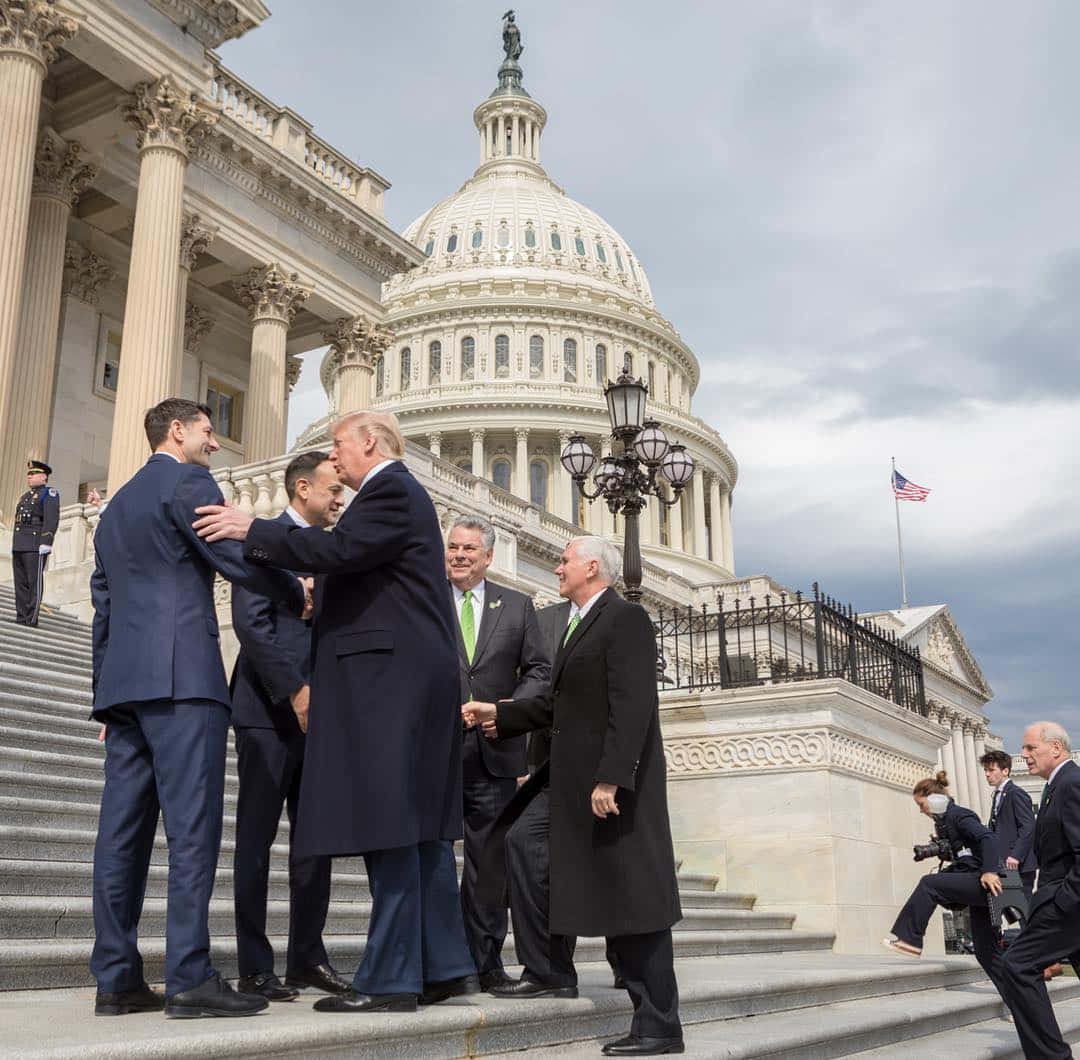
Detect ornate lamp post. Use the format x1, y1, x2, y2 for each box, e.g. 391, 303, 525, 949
560, 354, 695, 603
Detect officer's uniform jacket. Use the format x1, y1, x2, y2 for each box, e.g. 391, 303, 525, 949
12, 485, 60, 553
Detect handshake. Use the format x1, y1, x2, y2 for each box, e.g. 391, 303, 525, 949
462, 700, 499, 737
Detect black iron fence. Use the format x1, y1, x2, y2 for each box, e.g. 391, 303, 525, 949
653, 583, 927, 715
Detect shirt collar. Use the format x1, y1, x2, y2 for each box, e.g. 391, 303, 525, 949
285, 505, 310, 528
453, 579, 485, 610
1048, 759, 1070, 786
570, 585, 607, 623
359, 458, 395, 492
998, 777, 1011, 791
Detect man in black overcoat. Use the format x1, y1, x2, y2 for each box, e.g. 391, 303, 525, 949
230, 451, 349, 1001
465, 537, 683, 1057
1000, 722, 1080, 1059
447, 514, 550, 989
980, 749, 1037, 895
194, 411, 476, 1013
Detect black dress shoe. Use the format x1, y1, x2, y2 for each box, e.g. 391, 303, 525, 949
95, 983, 165, 1016
479, 968, 513, 991
238, 972, 299, 1002
613, 975, 627, 989
601, 1035, 685, 1055
419, 973, 480, 1005
313, 990, 417, 1013
164, 973, 269, 1018
285, 962, 351, 994
489, 978, 578, 999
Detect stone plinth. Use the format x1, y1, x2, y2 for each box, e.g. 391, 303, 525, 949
660, 679, 949, 955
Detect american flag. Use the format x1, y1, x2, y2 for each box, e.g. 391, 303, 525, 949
892, 470, 930, 502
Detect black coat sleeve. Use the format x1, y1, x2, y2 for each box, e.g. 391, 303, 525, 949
953, 803, 1000, 870
597, 603, 657, 792
1008, 786, 1036, 863
498, 693, 555, 738
231, 584, 306, 703
41, 489, 60, 545
90, 545, 108, 697
509, 599, 552, 700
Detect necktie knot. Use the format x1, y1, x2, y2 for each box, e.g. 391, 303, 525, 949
563, 613, 581, 646
460, 590, 476, 663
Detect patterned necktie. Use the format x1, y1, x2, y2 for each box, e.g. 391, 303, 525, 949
563, 612, 580, 646
461, 590, 476, 663
990, 788, 1002, 828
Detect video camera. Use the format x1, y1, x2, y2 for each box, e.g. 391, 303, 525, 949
913, 793, 957, 863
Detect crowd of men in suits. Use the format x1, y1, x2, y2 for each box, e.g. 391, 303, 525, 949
884, 728, 1080, 1059
86, 398, 683, 1056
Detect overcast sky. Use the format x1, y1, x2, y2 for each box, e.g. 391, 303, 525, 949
221, 1, 1079, 753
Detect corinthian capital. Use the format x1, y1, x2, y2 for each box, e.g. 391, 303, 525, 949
285, 355, 302, 392
179, 213, 217, 270
233, 263, 309, 324
32, 129, 96, 205
122, 76, 218, 157
0, 0, 78, 71
322, 315, 392, 370
62, 241, 113, 305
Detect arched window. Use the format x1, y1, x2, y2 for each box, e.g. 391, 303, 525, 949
471, 227, 483, 249
492, 459, 511, 491
529, 335, 544, 378
496, 225, 510, 248
628, 256, 638, 281
399, 347, 411, 391
595, 241, 607, 263
614, 249, 625, 272
563, 338, 578, 383
424, 238, 434, 258
574, 234, 586, 257
648, 361, 656, 395
428, 340, 442, 384
460, 337, 475, 380
550, 229, 562, 252
457, 459, 472, 474
529, 459, 548, 509
374, 354, 384, 396
595, 343, 607, 385
446, 232, 458, 253
524, 224, 537, 248
495, 333, 510, 378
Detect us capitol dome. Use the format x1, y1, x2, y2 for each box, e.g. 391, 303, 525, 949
303, 26, 738, 580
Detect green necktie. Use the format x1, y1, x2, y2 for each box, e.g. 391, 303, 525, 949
461, 589, 476, 662
563, 612, 580, 646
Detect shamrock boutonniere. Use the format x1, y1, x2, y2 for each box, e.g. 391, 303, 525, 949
489, 599, 502, 610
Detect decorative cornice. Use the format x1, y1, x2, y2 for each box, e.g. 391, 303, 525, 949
32, 130, 95, 205
122, 77, 218, 157
179, 213, 217, 270
183, 302, 214, 352
233, 262, 308, 324
145, 0, 262, 47
285, 355, 302, 392
0, 0, 77, 72
62, 241, 113, 305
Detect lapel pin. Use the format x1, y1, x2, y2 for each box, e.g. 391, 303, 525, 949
489, 599, 501, 609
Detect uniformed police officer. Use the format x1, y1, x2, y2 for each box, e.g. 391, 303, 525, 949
11, 460, 60, 626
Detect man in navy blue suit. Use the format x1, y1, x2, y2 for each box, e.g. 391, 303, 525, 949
194, 411, 476, 1013
231, 450, 350, 1002
980, 749, 1037, 896
90, 399, 305, 1019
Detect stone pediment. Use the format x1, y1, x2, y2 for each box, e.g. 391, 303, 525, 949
917, 609, 992, 699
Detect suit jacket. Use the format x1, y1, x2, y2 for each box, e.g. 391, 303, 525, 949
494, 587, 681, 938
1031, 759, 1080, 916
244, 460, 462, 857
937, 799, 999, 873
454, 579, 549, 778
526, 600, 571, 770
90, 453, 303, 716
988, 780, 1037, 872
230, 510, 313, 732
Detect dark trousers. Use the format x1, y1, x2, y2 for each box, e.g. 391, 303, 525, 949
91, 699, 229, 995
891, 868, 1007, 996
505, 786, 680, 1039
352, 839, 475, 995
11, 550, 46, 625
233, 726, 331, 978
461, 731, 518, 975
1001, 897, 1080, 1059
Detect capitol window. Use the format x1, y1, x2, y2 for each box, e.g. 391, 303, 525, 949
529, 459, 548, 509
428, 340, 442, 384
461, 336, 475, 380
524, 225, 536, 248
529, 335, 544, 377
374, 354, 384, 396
574, 235, 586, 257
205, 379, 242, 444
471, 227, 484, 249
399, 347, 411, 391
648, 360, 656, 395
563, 338, 577, 382
595, 344, 607, 385
96, 319, 122, 394
595, 241, 607, 263
628, 256, 638, 281
495, 334, 510, 377
550, 230, 562, 251
492, 459, 511, 491
446, 232, 458, 253
615, 249, 625, 272
424, 238, 434, 257
497, 225, 510, 248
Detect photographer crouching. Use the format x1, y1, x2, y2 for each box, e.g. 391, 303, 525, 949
883, 771, 1007, 996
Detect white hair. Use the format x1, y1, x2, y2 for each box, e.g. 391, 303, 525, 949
450, 514, 495, 552
569, 536, 621, 584
1032, 721, 1072, 752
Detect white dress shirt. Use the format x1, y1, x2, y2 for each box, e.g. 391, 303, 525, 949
566, 585, 607, 632
452, 579, 485, 622
359, 458, 395, 492
284, 505, 310, 528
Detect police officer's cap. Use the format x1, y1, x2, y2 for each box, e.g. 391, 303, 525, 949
26, 460, 52, 477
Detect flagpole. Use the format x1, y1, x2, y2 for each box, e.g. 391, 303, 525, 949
892, 456, 908, 609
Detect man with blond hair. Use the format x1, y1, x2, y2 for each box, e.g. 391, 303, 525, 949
1000, 722, 1080, 1059
194, 411, 476, 1012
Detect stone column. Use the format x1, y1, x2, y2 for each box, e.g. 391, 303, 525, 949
235, 263, 308, 463
692, 464, 707, 558
962, 722, 982, 816
0, 130, 94, 524
669, 485, 684, 553
722, 486, 735, 572
555, 430, 573, 521
646, 493, 660, 546
973, 726, 990, 819
938, 710, 957, 787
0, 0, 78, 474
515, 427, 529, 499
323, 315, 390, 416
172, 214, 215, 391
106, 78, 217, 495
497, 114, 505, 156
471, 428, 485, 479
950, 717, 971, 807
707, 473, 722, 563
429, 431, 442, 460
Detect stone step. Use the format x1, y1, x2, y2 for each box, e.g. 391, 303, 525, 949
0, 619, 94, 654
0, 674, 94, 705
0, 956, 1008, 1059
0, 654, 92, 685
0, 603, 90, 638
0, 634, 92, 668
